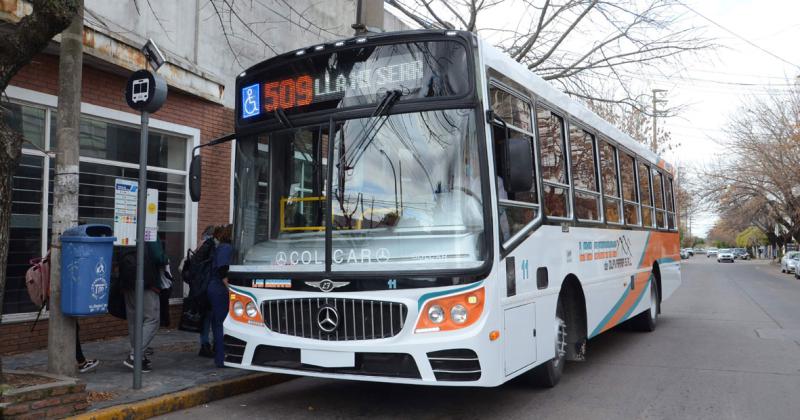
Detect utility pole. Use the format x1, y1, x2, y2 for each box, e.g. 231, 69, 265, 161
48, 0, 83, 377
353, 0, 384, 34
651, 89, 667, 154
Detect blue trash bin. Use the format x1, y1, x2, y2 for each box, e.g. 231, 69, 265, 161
60, 224, 116, 316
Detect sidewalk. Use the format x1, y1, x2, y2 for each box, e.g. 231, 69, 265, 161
3, 329, 288, 415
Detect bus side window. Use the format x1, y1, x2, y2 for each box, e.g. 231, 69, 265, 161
489, 85, 537, 244
620, 152, 639, 225
666, 176, 676, 230
569, 124, 600, 221
638, 161, 654, 228
652, 169, 666, 229
600, 140, 622, 224
536, 106, 570, 218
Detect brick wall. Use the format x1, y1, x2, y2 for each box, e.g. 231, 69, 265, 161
0, 375, 87, 419
0, 302, 184, 356
1, 51, 232, 354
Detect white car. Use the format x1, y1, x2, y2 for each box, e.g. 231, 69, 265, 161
781, 251, 800, 273
717, 248, 735, 263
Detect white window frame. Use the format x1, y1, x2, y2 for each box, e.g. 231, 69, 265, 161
3, 85, 201, 323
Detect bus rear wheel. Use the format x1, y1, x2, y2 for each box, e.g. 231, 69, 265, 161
530, 299, 567, 387
631, 276, 659, 332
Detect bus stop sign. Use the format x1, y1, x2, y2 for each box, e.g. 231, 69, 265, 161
125, 69, 167, 113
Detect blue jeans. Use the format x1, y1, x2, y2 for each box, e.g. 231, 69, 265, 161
207, 280, 229, 367
200, 311, 212, 346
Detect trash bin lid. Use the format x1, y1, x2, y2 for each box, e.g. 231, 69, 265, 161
61, 224, 116, 243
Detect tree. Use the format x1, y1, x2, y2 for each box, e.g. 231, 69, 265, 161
736, 226, 767, 248
48, 0, 84, 377
698, 85, 800, 246
387, 0, 712, 114
0, 0, 81, 381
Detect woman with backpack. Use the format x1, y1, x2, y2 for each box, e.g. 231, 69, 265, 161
207, 224, 233, 368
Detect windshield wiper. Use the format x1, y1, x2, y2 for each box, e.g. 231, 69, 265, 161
343, 90, 403, 170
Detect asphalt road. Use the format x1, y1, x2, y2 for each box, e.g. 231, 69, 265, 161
161, 257, 800, 419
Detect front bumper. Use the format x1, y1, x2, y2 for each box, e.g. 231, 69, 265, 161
221, 288, 507, 387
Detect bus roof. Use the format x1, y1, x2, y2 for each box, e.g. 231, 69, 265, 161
478, 37, 673, 174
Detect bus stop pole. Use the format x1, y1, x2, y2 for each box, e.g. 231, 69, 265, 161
133, 111, 149, 389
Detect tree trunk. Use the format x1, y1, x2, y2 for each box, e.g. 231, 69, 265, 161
0, 0, 80, 382
47, 0, 84, 377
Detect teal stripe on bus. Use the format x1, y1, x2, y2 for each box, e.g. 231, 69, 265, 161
417, 281, 484, 310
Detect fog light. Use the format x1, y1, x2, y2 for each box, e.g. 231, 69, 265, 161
233, 300, 244, 317
246, 301, 258, 318
428, 305, 445, 324
451, 304, 468, 324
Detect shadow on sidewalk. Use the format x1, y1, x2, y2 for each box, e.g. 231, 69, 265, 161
3, 329, 253, 410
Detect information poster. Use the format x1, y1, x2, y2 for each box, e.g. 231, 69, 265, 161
113, 179, 138, 246
145, 188, 159, 242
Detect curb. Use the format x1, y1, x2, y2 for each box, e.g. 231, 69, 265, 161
72, 373, 292, 420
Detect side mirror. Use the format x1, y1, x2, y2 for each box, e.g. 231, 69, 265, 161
189, 154, 202, 202
503, 137, 533, 193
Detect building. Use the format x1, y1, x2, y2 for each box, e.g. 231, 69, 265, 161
0, 0, 405, 354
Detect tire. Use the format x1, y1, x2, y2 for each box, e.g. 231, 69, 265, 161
529, 299, 567, 388
631, 276, 658, 332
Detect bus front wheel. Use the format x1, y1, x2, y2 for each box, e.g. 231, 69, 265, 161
529, 299, 567, 387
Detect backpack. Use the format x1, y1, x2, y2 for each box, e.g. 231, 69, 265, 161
25, 253, 50, 308
183, 238, 215, 308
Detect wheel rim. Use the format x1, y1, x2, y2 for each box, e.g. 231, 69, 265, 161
648, 281, 657, 319
553, 315, 567, 368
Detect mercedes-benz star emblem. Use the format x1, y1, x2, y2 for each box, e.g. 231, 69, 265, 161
305, 279, 349, 292
316, 304, 339, 333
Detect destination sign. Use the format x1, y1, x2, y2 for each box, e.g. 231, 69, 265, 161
237, 41, 470, 122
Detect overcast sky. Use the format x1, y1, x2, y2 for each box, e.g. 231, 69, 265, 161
654, 0, 800, 237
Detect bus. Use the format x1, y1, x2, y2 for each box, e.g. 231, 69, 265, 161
189, 29, 681, 387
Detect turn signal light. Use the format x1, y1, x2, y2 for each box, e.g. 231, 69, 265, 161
489, 330, 500, 341
415, 287, 485, 333
229, 289, 263, 324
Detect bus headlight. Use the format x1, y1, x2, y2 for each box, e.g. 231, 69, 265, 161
233, 300, 244, 317
428, 305, 445, 324
415, 286, 485, 333
229, 288, 263, 324
451, 304, 468, 324
246, 301, 258, 318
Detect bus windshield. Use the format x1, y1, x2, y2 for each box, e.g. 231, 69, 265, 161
233, 108, 485, 273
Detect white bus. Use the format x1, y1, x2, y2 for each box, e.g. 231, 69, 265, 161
190, 29, 681, 387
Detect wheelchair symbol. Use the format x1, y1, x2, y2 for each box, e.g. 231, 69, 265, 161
241, 84, 260, 118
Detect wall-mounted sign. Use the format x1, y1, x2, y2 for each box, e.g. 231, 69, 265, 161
114, 179, 138, 246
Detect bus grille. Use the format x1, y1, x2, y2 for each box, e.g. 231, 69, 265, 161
427, 349, 482, 381
261, 298, 407, 341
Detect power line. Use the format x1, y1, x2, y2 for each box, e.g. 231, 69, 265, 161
678, 1, 800, 71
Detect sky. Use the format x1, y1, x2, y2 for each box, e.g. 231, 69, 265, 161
648, 0, 800, 237
388, 0, 800, 238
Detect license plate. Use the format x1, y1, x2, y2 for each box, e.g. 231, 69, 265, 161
300, 349, 355, 368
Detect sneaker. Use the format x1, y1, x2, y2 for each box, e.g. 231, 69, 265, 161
198, 343, 214, 358
145, 347, 154, 357
78, 359, 99, 373
123, 355, 152, 372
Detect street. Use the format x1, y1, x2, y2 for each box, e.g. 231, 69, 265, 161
161, 258, 800, 419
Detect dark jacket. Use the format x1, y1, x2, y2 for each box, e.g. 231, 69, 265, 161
119, 241, 167, 291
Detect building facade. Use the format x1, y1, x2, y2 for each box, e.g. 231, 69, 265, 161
0, 0, 405, 354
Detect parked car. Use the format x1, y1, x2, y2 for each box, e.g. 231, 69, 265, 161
717, 248, 735, 263
686, 248, 694, 256
707, 248, 719, 258
733, 248, 749, 260
680, 249, 690, 259
694, 248, 707, 255
782, 251, 800, 273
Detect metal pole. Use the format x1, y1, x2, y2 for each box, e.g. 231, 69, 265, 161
133, 111, 149, 389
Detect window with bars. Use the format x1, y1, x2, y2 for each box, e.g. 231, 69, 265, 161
2, 101, 191, 315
